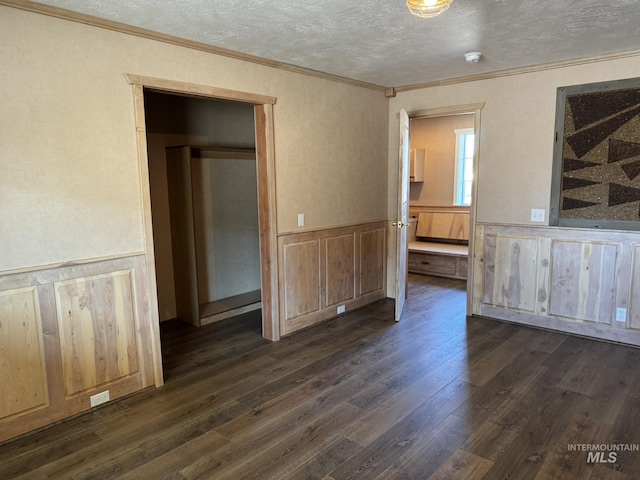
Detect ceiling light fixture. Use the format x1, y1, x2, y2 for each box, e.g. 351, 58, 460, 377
406, 0, 453, 18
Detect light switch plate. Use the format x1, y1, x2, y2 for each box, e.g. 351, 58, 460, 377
531, 208, 546, 222
297, 213, 305, 227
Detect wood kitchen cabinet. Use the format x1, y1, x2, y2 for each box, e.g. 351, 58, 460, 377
410, 148, 425, 182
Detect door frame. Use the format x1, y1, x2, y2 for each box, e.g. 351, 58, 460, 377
127, 74, 280, 386
403, 102, 484, 315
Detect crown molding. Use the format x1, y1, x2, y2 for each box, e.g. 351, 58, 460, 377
1, 0, 387, 93
394, 49, 640, 93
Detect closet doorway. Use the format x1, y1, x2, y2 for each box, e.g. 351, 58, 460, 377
128, 75, 279, 385
145, 92, 262, 328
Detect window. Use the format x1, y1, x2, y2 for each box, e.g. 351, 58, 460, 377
454, 128, 475, 206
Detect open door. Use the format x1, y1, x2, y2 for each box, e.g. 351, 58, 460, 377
395, 109, 410, 321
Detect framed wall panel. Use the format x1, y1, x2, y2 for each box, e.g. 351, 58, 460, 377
325, 234, 355, 307
359, 228, 385, 296
0, 287, 48, 419
55, 270, 139, 397
629, 244, 640, 329
549, 240, 618, 324
550, 77, 640, 230
482, 235, 540, 313
282, 240, 321, 321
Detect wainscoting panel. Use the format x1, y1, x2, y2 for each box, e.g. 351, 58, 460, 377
279, 222, 386, 336
482, 235, 541, 313
473, 225, 640, 346
0, 255, 155, 443
628, 244, 640, 329
55, 270, 139, 397
325, 234, 355, 307
549, 240, 618, 324
282, 240, 321, 321
415, 211, 470, 241
0, 287, 48, 420
359, 228, 385, 296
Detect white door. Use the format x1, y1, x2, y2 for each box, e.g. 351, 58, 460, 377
395, 109, 410, 321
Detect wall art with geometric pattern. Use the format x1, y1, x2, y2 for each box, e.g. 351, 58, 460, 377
550, 77, 640, 230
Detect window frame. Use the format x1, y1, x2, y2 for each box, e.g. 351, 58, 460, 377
453, 127, 475, 206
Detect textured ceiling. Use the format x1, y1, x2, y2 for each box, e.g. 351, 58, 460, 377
31, 0, 640, 87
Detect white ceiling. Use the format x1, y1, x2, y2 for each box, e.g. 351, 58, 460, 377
33, 0, 640, 88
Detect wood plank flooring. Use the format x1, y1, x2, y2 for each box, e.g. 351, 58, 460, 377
2, 274, 640, 479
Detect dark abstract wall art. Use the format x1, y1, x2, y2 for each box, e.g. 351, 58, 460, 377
550, 77, 640, 231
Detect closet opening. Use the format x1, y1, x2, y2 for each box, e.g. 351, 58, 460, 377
145, 90, 264, 366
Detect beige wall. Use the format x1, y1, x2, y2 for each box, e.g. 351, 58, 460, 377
387, 54, 640, 296
0, 6, 389, 273
389, 57, 640, 225
410, 114, 474, 206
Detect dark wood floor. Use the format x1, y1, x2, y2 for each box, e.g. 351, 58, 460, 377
2, 274, 640, 479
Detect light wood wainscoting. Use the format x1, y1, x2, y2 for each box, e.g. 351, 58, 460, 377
409, 205, 470, 238
407, 206, 470, 280
278, 222, 386, 336
0, 255, 156, 442
473, 224, 640, 345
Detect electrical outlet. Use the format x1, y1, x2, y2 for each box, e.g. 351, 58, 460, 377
616, 307, 627, 322
90, 390, 110, 407
297, 213, 305, 227
530, 208, 546, 222
337, 305, 346, 314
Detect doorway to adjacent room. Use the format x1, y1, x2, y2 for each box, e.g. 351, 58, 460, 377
396, 103, 483, 319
